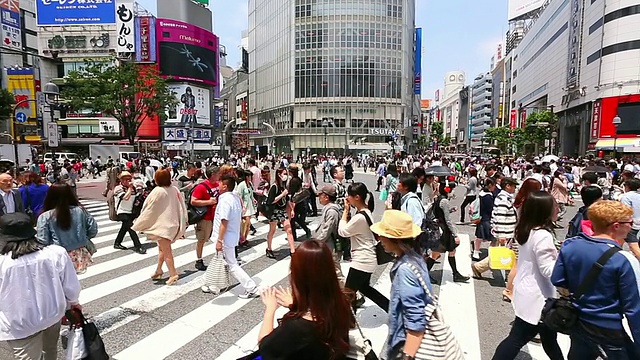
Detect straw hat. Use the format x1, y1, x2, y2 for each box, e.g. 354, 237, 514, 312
119, 171, 132, 179
370, 210, 422, 239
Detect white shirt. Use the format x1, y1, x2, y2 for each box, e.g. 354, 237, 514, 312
0, 245, 81, 340
1, 190, 15, 214
338, 209, 377, 273
212, 192, 243, 247
114, 185, 135, 214
513, 228, 558, 325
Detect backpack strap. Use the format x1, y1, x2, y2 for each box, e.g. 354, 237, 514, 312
573, 245, 621, 301
357, 210, 373, 227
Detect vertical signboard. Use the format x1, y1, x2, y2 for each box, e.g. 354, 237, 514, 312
591, 99, 601, 140
520, 109, 527, 128
566, 0, 582, 89
1, 0, 20, 50
509, 109, 517, 129
6, 68, 36, 118
414, 28, 422, 95
135, 16, 156, 62
115, 0, 135, 53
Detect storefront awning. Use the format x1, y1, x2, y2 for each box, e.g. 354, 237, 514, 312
595, 138, 640, 151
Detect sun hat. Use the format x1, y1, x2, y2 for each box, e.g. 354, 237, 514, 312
119, 171, 132, 179
0, 213, 37, 243
370, 210, 422, 239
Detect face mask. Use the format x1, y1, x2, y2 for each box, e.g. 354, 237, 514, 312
280, 175, 288, 182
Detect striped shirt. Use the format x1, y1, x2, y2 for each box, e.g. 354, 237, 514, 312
491, 190, 517, 239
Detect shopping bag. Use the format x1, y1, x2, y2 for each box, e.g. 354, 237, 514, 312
203, 252, 231, 293
489, 246, 516, 270
379, 189, 388, 201
65, 328, 87, 360
66, 308, 110, 360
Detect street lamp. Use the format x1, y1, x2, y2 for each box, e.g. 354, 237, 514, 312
613, 114, 622, 159
43, 82, 60, 180
322, 118, 332, 155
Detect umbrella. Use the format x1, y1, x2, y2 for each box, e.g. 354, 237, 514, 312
173, 156, 183, 160
541, 155, 559, 163
149, 159, 163, 169
583, 165, 608, 173
424, 165, 454, 177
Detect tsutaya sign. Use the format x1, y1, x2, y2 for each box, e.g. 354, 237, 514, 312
369, 128, 400, 136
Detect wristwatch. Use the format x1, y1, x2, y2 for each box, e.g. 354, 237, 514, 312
402, 353, 415, 360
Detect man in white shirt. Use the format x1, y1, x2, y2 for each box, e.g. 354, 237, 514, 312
0, 213, 81, 360
0, 174, 23, 216
213, 175, 259, 299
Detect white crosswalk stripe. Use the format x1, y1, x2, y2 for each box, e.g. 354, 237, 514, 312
0, 200, 570, 360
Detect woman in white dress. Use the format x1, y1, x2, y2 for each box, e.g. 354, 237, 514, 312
236, 169, 257, 247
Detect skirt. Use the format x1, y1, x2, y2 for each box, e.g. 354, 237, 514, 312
243, 200, 257, 218
268, 208, 287, 223
475, 220, 495, 242
68, 247, 93, 275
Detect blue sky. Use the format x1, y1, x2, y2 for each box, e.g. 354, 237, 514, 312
138, 0, 508, 100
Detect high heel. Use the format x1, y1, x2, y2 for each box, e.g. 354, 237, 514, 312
150, 271, 163, 280
166, 274, 179, 286
265, 249, 276, 259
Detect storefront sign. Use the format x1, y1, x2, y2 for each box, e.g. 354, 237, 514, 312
1, 3, 21, 50
166, 84, 211, 125
163, 127, 211, 141
414, 28, 422, 95
39, 30, 115, 58
7, 68, 37, 119
135, 16, 156, 62
36, 0, 116, 26
98, 119, 120, 135
368, 128, 400, 136
509, 109, 517, 129
591, 100, 601, 139
115, 0, 134, 53
317, 108, 376, 115
520, 109, 527, 128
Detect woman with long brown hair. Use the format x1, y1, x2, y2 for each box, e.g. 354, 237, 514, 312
258, 240, 352, 359
132, 168, 188, 286
264, 167, 296, 258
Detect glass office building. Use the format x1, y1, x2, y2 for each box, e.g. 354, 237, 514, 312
248, 0, 417, 156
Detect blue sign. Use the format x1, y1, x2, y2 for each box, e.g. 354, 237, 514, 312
214, 107, 221, 128
414, 28, 422, 95
15, 112, 27, 123
36, 0, 116, 26
1, 8, 21, 29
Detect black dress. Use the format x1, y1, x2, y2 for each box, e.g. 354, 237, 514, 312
259, 317, 348, 360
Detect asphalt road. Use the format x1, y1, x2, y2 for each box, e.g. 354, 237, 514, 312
0, 171, 580, 360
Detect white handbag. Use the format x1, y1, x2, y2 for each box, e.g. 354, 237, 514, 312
65, 327, 87, 360
202, 251, 231, 294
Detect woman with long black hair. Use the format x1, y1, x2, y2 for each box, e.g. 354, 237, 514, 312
492, 191, 563, 359
264, 168, 296, 258
287, 165, 312, 242
426, 180, 470, 283
338, 182, 389, 311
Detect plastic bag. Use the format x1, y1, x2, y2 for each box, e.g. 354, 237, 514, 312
65, 327, 87, 360
489, 246, 516, 270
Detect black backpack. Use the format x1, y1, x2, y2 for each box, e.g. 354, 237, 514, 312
416, 198, 443, 252
187, 182, 214, 225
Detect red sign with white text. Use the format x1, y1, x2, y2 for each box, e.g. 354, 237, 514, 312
591, 100, 601, 139
510, 109, 517, 129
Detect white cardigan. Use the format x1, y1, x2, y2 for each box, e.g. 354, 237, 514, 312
513, 228, 558, 325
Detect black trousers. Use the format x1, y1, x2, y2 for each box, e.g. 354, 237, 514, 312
459, 195, 476, 222
345, 267, 389, 312
306, 191, 318, 215
492, 316, 563, 360
292, 202, 311, 240
115, 213, 142, 248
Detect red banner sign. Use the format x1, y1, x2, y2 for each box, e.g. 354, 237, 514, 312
139, 17, 152, 62
520, 110, 527, 128
591, 100, 601, 139
510, 109, 517, 129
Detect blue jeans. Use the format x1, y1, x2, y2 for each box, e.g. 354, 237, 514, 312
568, 321, 638, 360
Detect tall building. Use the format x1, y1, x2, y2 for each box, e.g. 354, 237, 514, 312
470, 72, 492, 148
248, 0, 418, 156
435, 71, 465, 150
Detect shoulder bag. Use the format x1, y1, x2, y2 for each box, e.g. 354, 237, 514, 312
346, 306, 379, 360
403, 261, 464, 360
541, 245, 620, 335
358, 210, 394, 265
187, 182, 214, 225
24, 187, 35, 225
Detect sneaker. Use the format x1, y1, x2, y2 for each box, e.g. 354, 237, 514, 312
195, 259, 207, 271
239, 289, 260, 299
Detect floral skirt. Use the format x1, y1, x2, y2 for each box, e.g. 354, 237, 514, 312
69, 247, 93, 275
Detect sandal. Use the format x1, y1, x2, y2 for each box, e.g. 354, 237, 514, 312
150, 271, 163, 280
166, 274, 179, 286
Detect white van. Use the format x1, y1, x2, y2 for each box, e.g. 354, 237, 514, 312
44, 152, 80, 164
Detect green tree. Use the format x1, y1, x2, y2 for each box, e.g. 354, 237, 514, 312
441, 135, 452, 147
523, 110, 558, 153
484, 126, 513, 152
62, 59, 178, 145
430, 121, 444, 144
0, 88, 15, 121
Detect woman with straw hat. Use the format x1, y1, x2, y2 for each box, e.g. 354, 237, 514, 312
370, 210, 431, 360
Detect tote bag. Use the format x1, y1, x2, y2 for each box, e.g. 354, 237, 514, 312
203, 252, 231, 293
488, 246, 516, 270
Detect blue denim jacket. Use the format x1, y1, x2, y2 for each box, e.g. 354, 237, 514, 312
387, 250, 433, 356
37, 206, 98, 251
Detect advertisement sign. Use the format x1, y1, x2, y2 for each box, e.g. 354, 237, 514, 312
193, 0, 209, 5
213, 107, 221, 128
7, 68, 37, 119
166, 84, 211, 125
1, 3, 20, 50
508, 0, 545, 21
509, 109, 517, 129
241, 100, 248, 120
39, 29, 115, 58
414, 28, 422, 95
520, 109, 527, 128
591, 100, 601, 139
163, 127, 211, 142
115, 0, 134, 53
156, 19, 219, 87
135, 16, 156, 62
36, 0, 116, 26
368, 128, 400, 136
435, 89, 440, 102
99, 119, 120, 135
566, 0, 582, 89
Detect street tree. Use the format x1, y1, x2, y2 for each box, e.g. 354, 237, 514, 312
0, 88, 15, 122
430, 121, 444, 144
63, 59, 178, 145
484, 126, 514, 152
523, 110, 558, 153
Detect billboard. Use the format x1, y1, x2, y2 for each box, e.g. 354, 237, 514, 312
39, 29, 115, 58
115, 0, 135, 53
99, 119, 120, 136
163, 127, 212, 142
135, 16, 156, 62
36, 0, 116, 26
1, 0, 21, 51
156, 19, 219, 87
508, 0, 545, 21
414, 28, 422, 95
6, 68, 37, 119
166, 84, 211, 125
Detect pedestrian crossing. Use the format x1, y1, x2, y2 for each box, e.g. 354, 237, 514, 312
0, 199, 571, 360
